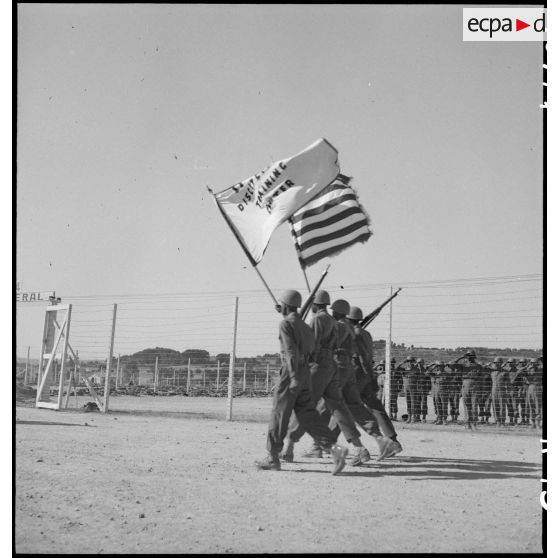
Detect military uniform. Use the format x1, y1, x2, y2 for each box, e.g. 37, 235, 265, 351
447, 365, 462, 422
452, 353, 485, 428
396, 358, 421, 423
389, 361, 402, 420
416, 360, 430, 422
477, 364, 493, 423
375, 363, 385, 403
352, 324, 397, 440
427, 362, 451, 424
489, 359, 511, 426
524, 361, 543, 429
265, 311, 338, 459
508, 360, 527, 425
285, 308, 362, 448
324, 317, 382, 438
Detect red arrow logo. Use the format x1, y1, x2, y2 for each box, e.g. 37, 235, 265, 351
516, 19, 530, 31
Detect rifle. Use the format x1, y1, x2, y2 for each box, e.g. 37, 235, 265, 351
300, 264, 331, 320
361, 288, 402, 329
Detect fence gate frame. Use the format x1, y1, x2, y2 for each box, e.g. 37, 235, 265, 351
36, 304, 73, 410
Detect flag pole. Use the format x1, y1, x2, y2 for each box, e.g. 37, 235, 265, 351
208, 187, 280, 308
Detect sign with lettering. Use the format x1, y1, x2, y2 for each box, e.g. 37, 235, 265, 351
16, 291, 55, 302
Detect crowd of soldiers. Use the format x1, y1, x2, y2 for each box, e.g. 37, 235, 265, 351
374, 353, 544, 430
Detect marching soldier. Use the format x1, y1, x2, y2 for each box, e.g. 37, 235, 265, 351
489, 357, 511, 426
256, 290, 348, 474
396, 356, 421, 423
451, 350, 484, 429
525, 357, 543, 429
280, 290, 369, 465
320, 300, 399, 463
416, 358, 430, 423
348, 306, 403, 459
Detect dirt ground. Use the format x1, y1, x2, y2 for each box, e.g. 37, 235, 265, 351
15, 395, 544, 554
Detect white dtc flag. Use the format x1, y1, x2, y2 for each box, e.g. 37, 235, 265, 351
212, 138, 340, 264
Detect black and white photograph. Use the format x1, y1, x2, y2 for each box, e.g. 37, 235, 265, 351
15, 3, 549, 554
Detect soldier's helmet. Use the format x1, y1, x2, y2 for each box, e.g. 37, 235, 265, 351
416, 358, 424, 364
465, 350, 476, 357
434, 360, 442, 366
494, 357, 503, 363
519, 358, 527, 364
530, 358, 538, 363
279, 289, 302, 308
506, 358, 515, 363
348, 306, 363, 320
331, 299, 350, 316
314, 289, 330, 305
405, 356, 415, 362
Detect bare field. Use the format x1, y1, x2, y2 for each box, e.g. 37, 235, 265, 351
15, 396, 543, 554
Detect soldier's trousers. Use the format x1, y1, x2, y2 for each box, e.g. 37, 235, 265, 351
478, 390, 492, 420
449, 389, 461, 417
417, 382, 429, 417
266, 363, 337, 457
403, 377, 420, 418
432, 384, 449, 419
492, 388, 510, 423
355, 368, 396, 438
511, 386, 527, 420
389, 389, 399, 416
461, 380, 479, 423
321, 358, 381, 440
286, 359, 361, 444
526, 384, 543, 425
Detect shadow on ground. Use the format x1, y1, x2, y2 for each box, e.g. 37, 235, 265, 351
291, 455, 541, 481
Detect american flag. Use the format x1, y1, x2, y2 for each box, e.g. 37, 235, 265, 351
288, 174, 372, 268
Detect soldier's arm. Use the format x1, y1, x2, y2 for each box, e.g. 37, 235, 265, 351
278, 320, 299, 385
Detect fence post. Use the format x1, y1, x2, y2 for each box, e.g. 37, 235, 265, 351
384, 286, 393, 417
243, 362, 247, 391
102, 304, 117, 413
227, 297, 239, 421
187, 358, 191, 394
154, 356, 159, 391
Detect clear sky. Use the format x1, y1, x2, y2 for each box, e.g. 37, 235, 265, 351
16, 4, 544, 359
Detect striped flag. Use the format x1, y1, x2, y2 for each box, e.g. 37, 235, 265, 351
288, 174, 372, 268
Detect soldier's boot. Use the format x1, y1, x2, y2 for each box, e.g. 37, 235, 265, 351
302, 441, 323, 459
255, 454, 281, 471
421, 414, 427, 423
442, 417, 448, 425
435, 417, 443, 425
377, 438, 403, 461
280, 440, 295, 463
350, 447, 371, 466
330, 445, 348, 475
